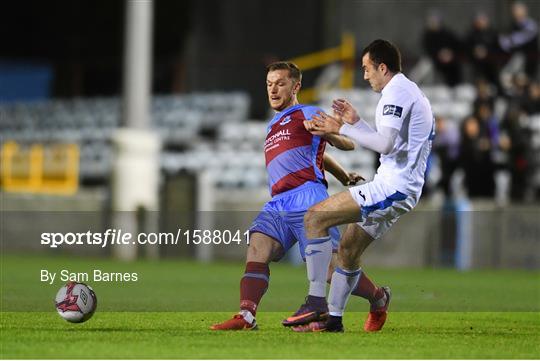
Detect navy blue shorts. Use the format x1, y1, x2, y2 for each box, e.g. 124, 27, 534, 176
249, 182, 340, 261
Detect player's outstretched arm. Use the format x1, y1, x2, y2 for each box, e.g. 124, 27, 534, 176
304, 116, 355, 150
323, 153, 364, 186
308, 111, 398, 155
339, 121, 398, 155
307, 111, 344, 135
323, 133, 355, 150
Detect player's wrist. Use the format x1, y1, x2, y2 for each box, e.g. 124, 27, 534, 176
337, 171, 349, 185
338, 123, 353, 136
344, 114, 360, 125
351, 117, 368, 129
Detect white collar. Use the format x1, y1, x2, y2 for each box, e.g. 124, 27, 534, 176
381, 73, 404, 95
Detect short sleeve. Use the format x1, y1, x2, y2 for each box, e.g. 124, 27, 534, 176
301, 106, 322, 122
378, 87, 413, 130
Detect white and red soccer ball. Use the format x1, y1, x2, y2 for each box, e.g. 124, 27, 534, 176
55, 282, 97, 323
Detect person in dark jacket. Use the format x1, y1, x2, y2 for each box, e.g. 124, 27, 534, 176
459, 115, 496, 198
499, 2, 539, 79
466, 11, 503, 92
422, 12, 464, 87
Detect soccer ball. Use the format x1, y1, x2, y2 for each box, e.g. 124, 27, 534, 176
55, 282, 97, 323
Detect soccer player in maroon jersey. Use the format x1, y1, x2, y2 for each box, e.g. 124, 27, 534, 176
211, 62, 361, 330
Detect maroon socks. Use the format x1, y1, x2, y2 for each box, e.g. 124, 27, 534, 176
351, 270, 385, 304
239, 262, 270, 316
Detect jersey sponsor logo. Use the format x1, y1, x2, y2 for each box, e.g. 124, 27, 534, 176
383, 104, 403, 117
264, 129, 292, 152
279, 115, 292, 126
265, 129, 291, 144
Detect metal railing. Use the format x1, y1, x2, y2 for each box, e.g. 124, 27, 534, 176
290, 32, 355, 103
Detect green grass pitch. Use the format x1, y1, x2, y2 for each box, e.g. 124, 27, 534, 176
1, 254, 539, 359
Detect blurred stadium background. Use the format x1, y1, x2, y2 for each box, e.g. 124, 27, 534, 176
1, 0, 539, 270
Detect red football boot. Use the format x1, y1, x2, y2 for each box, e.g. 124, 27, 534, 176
210, 314, 258, 331
364, 286, 391, 332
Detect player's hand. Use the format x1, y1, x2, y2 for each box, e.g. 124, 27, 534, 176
304, 120, 326, 136
345, 172, 365, 186
332, 99, 361, 125
332, 103, 345, 124
307, 111, 343, 135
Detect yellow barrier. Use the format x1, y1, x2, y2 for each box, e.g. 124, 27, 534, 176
290, 32, 355, 103
1, 141, 80, 195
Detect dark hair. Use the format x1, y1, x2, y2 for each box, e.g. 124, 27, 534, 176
266, 61, 302, 83
361, 39, 402, 73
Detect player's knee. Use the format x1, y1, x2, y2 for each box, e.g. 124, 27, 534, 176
246, 240, 273, 263
304, 206, 327, 232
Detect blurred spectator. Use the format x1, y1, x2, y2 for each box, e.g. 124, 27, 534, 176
505, 72, 531, 111
522, 81, 540, 115
466, 11, 503, 91
475, 101, 511, 167
422, 11, 464, 87
475, 102, 500, 144
498, 2, 539, 79
459, 115, 496, 198
473, 78, 497, 112
500, 105, 533, 201
432, 115, 460, 197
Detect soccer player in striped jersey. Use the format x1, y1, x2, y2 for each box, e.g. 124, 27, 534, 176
211, 62, 362, 330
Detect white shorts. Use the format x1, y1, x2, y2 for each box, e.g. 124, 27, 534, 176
348, 180, 417, 239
